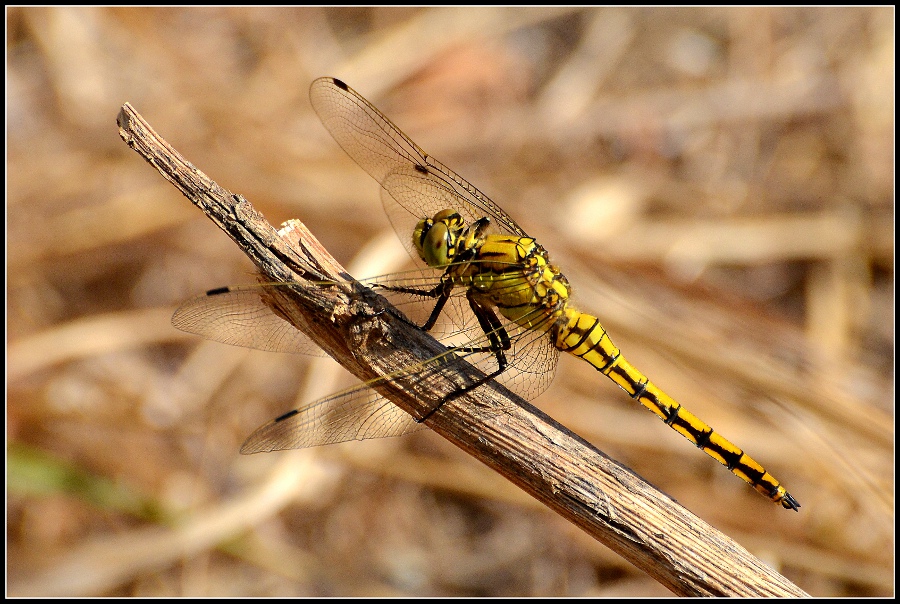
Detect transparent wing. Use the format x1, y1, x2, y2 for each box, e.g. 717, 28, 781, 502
240, 382, 426, 453
309, 76, 529, 262
170, 272, 477, 356
172, 286, 327, 356
239, 291, 560, 453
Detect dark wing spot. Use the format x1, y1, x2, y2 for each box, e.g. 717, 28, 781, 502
274, 409, 300, 422
332, 78, 349, 90
206, 286, 231, 296
415, 164, 429, 174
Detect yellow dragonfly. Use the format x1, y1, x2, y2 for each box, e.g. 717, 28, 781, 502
174, 77, 799, 511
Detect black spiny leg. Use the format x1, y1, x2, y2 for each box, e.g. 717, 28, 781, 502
455, 289, 512, 367
375, 275, 454, 331
417, 291, 511, 423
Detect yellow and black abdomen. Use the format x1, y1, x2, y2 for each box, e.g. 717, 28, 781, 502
554, 308, 799, 510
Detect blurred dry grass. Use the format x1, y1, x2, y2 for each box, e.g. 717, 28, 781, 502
7, 6, 893, 597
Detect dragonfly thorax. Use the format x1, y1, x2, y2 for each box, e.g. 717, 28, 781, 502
413, 209, 486, 268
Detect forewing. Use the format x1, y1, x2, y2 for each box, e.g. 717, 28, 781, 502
174, 271, 560, 403
309, 76, 529, 256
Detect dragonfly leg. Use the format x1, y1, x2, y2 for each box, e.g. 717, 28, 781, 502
416, 361, 507, 424
453, 290, 512, 360
374, 279, 453, 331
416, 295, 511, 423
420, 282, 453, 331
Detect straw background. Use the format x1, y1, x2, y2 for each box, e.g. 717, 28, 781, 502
7, 7, 893, 597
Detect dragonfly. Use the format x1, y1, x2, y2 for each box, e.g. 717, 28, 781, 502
173, 77, 800, 511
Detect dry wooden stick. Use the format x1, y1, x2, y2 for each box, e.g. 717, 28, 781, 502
117, 102, 808, 597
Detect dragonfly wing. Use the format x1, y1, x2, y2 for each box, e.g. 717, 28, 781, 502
503, 318, 560, 400
309, 77, 529, 245
240, 382, 426, 453
172, 286, 327, 356
172, 273, 479, 357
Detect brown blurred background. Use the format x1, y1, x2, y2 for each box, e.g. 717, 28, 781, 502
7, 7, 893, 597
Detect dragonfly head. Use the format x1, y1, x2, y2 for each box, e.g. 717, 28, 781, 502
413, 209, 467, 268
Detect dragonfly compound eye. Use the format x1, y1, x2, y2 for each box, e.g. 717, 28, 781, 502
422, 221, 453, 267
